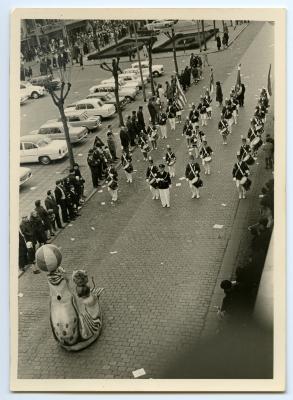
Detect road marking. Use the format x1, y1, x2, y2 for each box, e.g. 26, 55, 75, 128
213, 224, 224, 229
132, 368, 146, 378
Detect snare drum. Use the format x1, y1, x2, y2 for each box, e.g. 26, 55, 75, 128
240, 176, 247, 185
204, 156, 212, 163
190, 176, 199, 184
243, 154, 250, 162
251, 136, 260, 148
246, 155, 255, 166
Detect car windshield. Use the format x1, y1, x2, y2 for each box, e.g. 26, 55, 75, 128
37, 138, 51, 147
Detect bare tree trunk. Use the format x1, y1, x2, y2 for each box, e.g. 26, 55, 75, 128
201, 20, 207, 51
59, 104, 75, 168
133, 21, 146, 102
147, 43, 155, 96
171, 27, 178, 75
213, 20, 217, 39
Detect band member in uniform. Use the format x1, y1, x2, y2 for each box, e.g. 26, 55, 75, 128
138, 132, 150, 161
232, 152, 251, 199
239, 136, 254, 166
185, 154, 203, 199
165, 145, 176, 177
158, 110, 168, 139
189, 103, 200, 132
147, 122, 159, 150
166, 100, 177, 131
146, 157, 159, 200
121, 147, 133, 183
218, 114, 229, 145
231, 95, 239, 125
200, 139, 213, 175
204, 89, 212, 119
183, 117, 193, 148
156, 164, 172, 208
222, 99, 233, 133
105, 165, 119, 202
198, 96, 208, 126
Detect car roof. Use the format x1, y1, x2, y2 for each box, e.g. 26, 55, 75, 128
76, 98, 103, 105
21, 134, 51, 143
64, 109, 87, 116
40, 121, 64, 128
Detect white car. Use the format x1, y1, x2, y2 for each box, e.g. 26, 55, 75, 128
20, 91, 29, 105
100, 77, 140, 93
19, 167, 32, 186
20, 81, 46, 99
145, 20, 174, 30
68, 99, 116, 120
131, 61, 164, 77
123, 67, 150, 81
118, 72, 148, 88
20, 135, 68, 165
89, 84, 137, 101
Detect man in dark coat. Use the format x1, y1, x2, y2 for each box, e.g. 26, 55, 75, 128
147, 97, 157, 125
87, 149, 100, 188
54, 180, 69, 223
137, 106, 146, 133
119, 126, 130, 152
45, 190, 63, 229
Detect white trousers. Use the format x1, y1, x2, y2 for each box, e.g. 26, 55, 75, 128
202, 160, 211, 174
201, 114, 207, 126
235, 180, 246, 198
168, 164, 175, 177
189, 181, 200, 197
124, 171, 133, 182
108, 187, 118, 201
169, 118, 176, 130
159, 188, 170, 207
150, 186, 159, 199
160, 124, 167, 138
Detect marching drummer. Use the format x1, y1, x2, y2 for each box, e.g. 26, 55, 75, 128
105, 165, 119, 202
185, 153, 203, 199
198, 96, 208, 126
146, 157, 159, 200
189, 103, 200, 132
138, 131, 150, 161
218, 114, 229, 145
147, 122, 159, 150
121, 147, 133, 183
158, 110, 168, 139
232, 152, 251, 200
156, 164, 172, 208
222, 99, 233, 133
183, 117, 193, 148
165, 145, 176, 177
200, 139, 213, 175
204, 88, 212, 119
239, 136, 254, 166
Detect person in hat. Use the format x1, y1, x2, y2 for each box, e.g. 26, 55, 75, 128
183, 117, 193, 149
222, 98, 233, 133
156, 164, 171, 208
107, 125, 119, 161
105, 165, 119, 202
165, 145, 176, 177
121, 147, 133, 183
232, 152, 251, 199
166, 100, 177, 131
200, 139, 213, 175
189, 103, 200, 132
158, 109, 168, 139
146, 157, 159, 200
239, 136, 253, 165
147, 121, 159, 150
262, 134, 274, 169
185, 153, 202, 199
198, 96, 208, 127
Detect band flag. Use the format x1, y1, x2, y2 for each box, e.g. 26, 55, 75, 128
175, 75, 187, 109
209, 68, 214, 95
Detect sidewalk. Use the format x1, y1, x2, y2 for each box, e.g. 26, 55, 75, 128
17, 22, 273, 379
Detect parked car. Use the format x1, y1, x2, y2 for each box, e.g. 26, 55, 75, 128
29, 75, 61, 91
30, 121, 88, 144
89, 84, 137, 101
20, 135, 68, 165
118, 72, 148, 89
66, 99, 116, 120
20, 88, 29, 105
131, 61, 164, 77
145, 20, 174, 30
100, 77, 140, 92
19, 167, 32, 186
86, 92, 127, 111
49, 110, 101, 132
123, 67, 150, 81
20, 81, 45, 99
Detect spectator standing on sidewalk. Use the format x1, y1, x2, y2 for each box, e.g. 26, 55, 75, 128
119, 126, 130, 153
137, 106, 146, 133
216, 34, 221, 51
35, 199, 53, 239
216, 81, 223, 107
44, 190, 63, 230
87, 149, 100, 189
54, 180, 69, 223
29, 211, 47, 247
19, 216, 40, 273
148, 97, 158, 125
107, 128, 118, 161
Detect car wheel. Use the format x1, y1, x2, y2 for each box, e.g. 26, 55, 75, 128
31, 91, 39, 99
153, 71, 159, 77
39, 156, 51, 165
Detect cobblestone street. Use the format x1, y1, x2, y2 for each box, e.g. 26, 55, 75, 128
17, 21, 274, 379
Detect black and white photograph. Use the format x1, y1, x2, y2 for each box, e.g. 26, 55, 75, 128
10, 8, 285, 392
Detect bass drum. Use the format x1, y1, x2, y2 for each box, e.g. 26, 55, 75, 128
204, 156, 212, 163
242, 178, 252, 191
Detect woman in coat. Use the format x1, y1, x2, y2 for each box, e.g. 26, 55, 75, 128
216, 81, 223, 107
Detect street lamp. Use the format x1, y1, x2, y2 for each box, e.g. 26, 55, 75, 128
132, 21, 147, 102
47, 46, 75, 168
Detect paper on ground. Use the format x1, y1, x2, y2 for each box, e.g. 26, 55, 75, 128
175, 183, 181, 187
110, 251, 118, 254
132, 368, 146, 378
179, 177, 186, 181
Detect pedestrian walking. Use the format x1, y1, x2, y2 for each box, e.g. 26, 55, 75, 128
158, 110, 168, 139
216, 34, 221, 51
200, 139, 213, 175
106, 166, 118, 202
146, 157, 159, 200
156, 164, 171, 208
165, 145, 176, 177
232, 152, 251, 199
185, 154, 203, 199
121, 147, 133, 183
216, 81, 223, 107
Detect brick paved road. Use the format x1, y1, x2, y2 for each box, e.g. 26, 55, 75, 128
17, 21, 274, 379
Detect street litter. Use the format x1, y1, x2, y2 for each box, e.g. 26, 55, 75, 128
132, 368, 146, 378
213, 224, 224, 229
